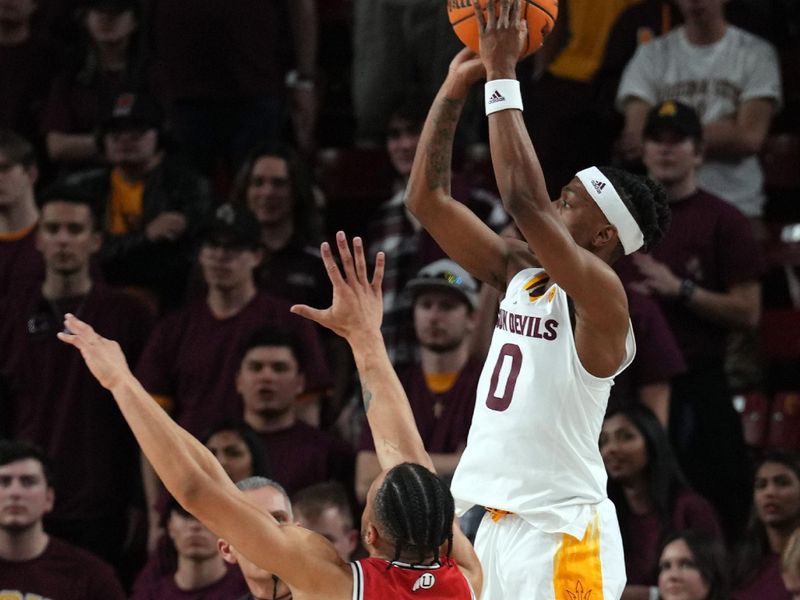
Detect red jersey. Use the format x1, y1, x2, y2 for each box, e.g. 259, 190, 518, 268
351, 557, 475, 599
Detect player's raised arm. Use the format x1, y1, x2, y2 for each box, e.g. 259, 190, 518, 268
404, 48, 522, 291
57, 317, 351, 598
291, 232, 431, 471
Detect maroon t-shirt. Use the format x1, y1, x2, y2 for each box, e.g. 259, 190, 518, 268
0, 284, 154, 520
358, 359, 480, 454
608, 291, 686, 410
0, 536, 126, 599
733, 553, 791, 600
0, 225, 44, 298
256, 239, 331, 310
623, 490, 722, 585
41, 69, 128, 135
131, 565, 248, 600
149, 0, 282, 102
135, 292, 330, 436
257, 421, 354, 497
616, 189, 762, 365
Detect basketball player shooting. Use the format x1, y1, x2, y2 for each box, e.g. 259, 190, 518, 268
404, 0, 671, 598
58, 234, 482, 600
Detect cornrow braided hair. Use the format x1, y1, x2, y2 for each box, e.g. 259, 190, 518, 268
374, 463, 455, 567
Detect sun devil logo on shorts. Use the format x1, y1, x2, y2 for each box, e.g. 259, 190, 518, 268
412, 572, 436, 592
488, 90, 506, 104
590, 179, 606, 194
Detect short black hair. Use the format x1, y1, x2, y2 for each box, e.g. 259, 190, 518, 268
238, 326, 305, 372
374, 463, 454, 565
598, 166, 671, 253
37, 182, 101, 231
0, 130, 36, 167
0, 439, 54, 486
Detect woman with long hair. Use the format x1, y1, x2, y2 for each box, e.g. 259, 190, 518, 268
733, 451, 800, 600
658, 530, 729, 600
600, 404, 721, 599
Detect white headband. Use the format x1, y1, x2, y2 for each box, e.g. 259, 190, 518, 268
575, 167, 644, 255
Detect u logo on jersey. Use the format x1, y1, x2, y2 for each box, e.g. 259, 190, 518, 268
412, 573, 436, 592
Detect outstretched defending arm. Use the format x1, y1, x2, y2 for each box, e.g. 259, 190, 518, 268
292, 233, 482, 593
57, 318, 351, 597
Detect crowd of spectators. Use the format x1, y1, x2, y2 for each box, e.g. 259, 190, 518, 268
1, 0, 799, 597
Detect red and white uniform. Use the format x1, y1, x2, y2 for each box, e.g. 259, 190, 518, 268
350, 557, 475, 599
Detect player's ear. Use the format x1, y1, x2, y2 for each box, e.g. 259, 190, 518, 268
218, 538, 238, 564
593, 223, 616, 249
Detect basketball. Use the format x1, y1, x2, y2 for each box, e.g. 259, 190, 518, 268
447, 0, 559, 59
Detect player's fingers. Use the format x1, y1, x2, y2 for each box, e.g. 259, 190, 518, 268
56, 331, 80, 347
499, 0, 510, 28
473, 0, 487, 32
486, 0, 496, 29
335, 231, 357, 281
371, 251, 385, 292
353, 237, 369, 286
320, 242, 345, 287
510, 0, 520, 23
64, 313, 95, 338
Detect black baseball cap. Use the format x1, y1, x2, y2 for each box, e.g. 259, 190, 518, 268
202, 204, 262, 249
644, 101, 703, 141
405, 259, 479, 309
102, 92, 163, 133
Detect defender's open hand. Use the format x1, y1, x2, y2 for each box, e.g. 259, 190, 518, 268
57, 314, 132, 391
291, 232, 385, 343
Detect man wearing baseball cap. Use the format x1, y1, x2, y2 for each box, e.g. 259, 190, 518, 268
62, 91, 211, 310
616, 99, 762, 541
355, 258, 481, 503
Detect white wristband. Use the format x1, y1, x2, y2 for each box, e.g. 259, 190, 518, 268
485, 79, 523, 115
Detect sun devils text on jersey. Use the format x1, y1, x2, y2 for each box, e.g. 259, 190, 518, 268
350, 557, 476, 599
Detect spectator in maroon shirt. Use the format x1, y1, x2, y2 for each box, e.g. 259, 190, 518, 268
615, 101, 761, 540
0, 440, 126, 599
0, 130, 43, 297
733, 452, 800, 600
0, 0, 56, 139
237, 326, 353, 497
356, 259, 480, 503
600, 405, 722, 598
0, 185, 154, 568
131, 496, 248, 600
294, 481, 359, 562
218, 476, 295, 600
658, 530, 730, 600
42, 0, 145, 169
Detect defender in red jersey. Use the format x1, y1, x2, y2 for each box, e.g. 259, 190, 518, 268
59, 232, 482, 600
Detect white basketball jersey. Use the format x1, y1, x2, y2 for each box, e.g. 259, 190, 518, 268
451, 268, 635, 538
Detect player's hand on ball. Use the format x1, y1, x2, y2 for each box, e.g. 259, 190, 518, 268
447, 48, 486, 95
474, 0, 528, 76
291, 231, 385, 344
57, 314, 132, 391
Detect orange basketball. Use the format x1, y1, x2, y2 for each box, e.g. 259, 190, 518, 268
447, 0, 559, 59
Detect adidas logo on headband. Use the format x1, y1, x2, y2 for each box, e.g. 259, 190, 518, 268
591, 180, 606, 194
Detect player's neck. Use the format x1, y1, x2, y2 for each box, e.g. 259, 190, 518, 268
0, 195, 38, 233
260, 219, 294, 252
207, 281, 257, 319
684, 17, 727, 46
662, 175, 698, 203
244, 408, 296, 433
0, 524, 49, 561
42, 270, 92, 301
420, 342, 469, 375
174, 554, 228, 590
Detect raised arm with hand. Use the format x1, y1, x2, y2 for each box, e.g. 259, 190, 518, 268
475, 0, 630, 376
404, 48, 521, 290
57, 316, 351, 599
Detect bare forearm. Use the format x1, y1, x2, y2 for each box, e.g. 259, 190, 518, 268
703, 120, 764, 159
684, 285, 760, 330
350, 333, 432, 471
46, 132, 99, 162
638, 382, 670, 429
110, 374, 234, 509
288, 0, 317, 78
